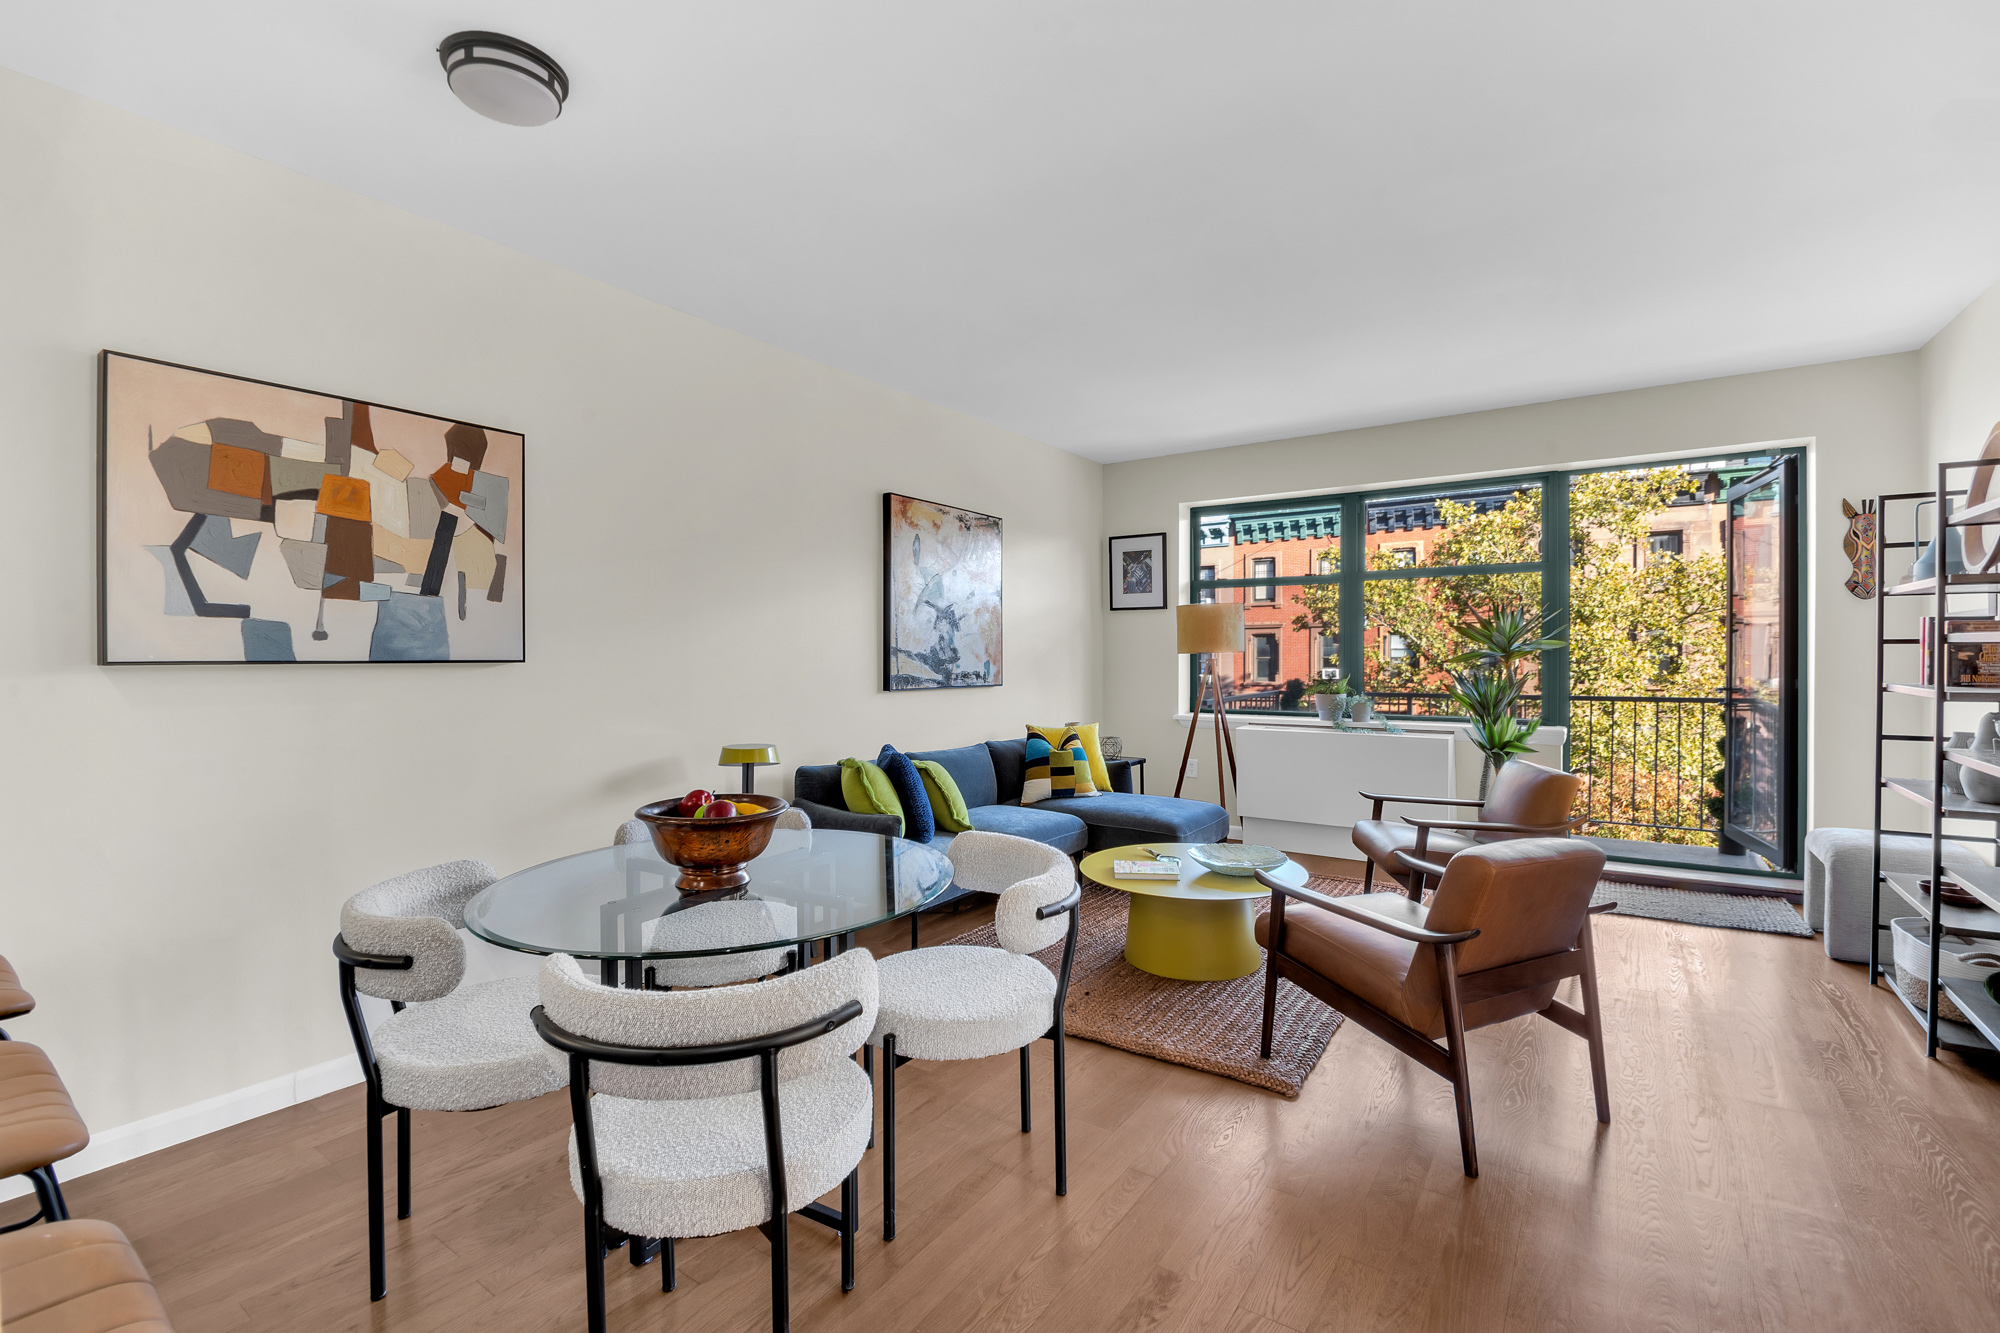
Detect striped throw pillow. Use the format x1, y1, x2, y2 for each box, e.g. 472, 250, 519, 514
1022, 728, 1099, 805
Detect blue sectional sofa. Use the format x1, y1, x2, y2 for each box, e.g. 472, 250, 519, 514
792, 738, 1228, 855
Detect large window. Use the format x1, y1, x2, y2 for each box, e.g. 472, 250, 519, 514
1189, 450, 1807, 873
1188, 450, 1802, 730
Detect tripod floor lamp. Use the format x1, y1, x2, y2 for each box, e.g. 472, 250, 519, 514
1174, 602, 1242, 826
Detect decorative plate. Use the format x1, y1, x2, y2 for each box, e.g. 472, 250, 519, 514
1185, 843, 1288, 877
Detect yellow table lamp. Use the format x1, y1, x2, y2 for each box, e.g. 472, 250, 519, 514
719, 744, 780, 795
1174, 603, 1242, 823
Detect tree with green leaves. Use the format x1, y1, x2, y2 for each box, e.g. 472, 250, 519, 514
1286, 467, 1727, 842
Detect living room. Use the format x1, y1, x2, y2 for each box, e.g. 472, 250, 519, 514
2, 6, 1998, 1331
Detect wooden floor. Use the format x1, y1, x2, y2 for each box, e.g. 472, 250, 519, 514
24, 858, 2000, 1332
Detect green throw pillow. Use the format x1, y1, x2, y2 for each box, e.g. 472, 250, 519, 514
912, 759, 973, 832
839, 758, 904, 834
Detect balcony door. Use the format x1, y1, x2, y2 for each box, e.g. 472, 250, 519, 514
1722, 457, 1799, 867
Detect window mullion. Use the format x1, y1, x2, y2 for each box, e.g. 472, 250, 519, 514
1339, 493, 1364, 686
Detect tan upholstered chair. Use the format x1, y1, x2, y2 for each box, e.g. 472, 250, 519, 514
0, 1218, 174, 1330
1352, 758, 1586, 897
0, 955, 88, 1234
1254, 839, 1612, 1176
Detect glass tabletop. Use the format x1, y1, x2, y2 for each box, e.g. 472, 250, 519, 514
464, 828, 956, 961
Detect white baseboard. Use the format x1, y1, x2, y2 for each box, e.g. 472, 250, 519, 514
0, 1053, 361, 1203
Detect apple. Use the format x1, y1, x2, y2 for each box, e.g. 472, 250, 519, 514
704, 800, 738, 819
677, 789, 714, 816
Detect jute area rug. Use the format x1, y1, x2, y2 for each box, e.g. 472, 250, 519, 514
943, 882, 1348, 1098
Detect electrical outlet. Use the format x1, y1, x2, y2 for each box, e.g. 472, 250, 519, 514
1186, 758, 1199, 779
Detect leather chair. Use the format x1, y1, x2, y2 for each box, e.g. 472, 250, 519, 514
0, 1218, 173, 1331
1254, 839, 1612, 1176
0, 956, 89, 1233
1352, 758, 1587, 897
1, 955, 33, 1038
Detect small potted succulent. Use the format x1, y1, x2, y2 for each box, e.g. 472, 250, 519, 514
1300, 675, 1354, 723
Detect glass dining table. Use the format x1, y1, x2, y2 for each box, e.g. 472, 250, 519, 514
464, 827, 956, 986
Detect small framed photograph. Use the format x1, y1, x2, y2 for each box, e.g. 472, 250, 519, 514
1108, 532, 1168, 610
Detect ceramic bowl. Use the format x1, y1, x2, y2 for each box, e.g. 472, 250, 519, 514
634, 795, 790, 894
1184, 843, 1288, 877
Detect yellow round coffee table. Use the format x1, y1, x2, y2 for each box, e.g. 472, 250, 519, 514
1079, 843, 1308, 981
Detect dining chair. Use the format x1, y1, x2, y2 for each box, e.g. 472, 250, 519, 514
0, 1217, 175, 1330
870, 830, 1080, 1240
0, 954, 33, 1039
1352, 758, 1587, 896
532, 947, 876, 1333
1255, 838, 1611, 1176
611, 819, 805, 987
0, 954, 88, 1235
332, 859, 568, 1301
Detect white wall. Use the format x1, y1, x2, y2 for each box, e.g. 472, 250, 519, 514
1101, 355, 1924, 845
0, 68, 1102, 1141
1921, 275, 2000, 472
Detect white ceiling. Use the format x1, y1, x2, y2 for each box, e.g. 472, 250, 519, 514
7, 2, 2000, 463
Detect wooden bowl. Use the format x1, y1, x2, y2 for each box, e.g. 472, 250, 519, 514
634, 795, 791, 894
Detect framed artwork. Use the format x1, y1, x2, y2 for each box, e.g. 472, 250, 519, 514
99, 351, 524, 664
1108, 532, 1168, 610
883, 492, 1002, 690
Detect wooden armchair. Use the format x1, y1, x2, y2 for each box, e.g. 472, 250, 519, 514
1254, 838, 1611, 1176
1353, 758, 1587, 897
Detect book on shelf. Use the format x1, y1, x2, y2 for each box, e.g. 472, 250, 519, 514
1921, 617, 2000, 686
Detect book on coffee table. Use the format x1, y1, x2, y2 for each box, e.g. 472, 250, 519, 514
1112, 860, 1183, 879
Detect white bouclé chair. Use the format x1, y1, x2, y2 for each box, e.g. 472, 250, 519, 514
532, 947, 877, 1333
333, 859, 568, 1301
869, 830, 1081, 1240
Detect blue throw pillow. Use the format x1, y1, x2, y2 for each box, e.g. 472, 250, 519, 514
877, 744, 936, 843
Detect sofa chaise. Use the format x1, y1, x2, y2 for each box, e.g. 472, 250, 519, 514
792, 738, 1228, 856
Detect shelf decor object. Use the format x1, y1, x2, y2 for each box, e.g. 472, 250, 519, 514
1108, 532, 1169, 610
1174, 601, 1245, 823
99, 351, 524, 664
882, 493, 1002, 690
1871, 458, 2000, 1059
718, 744, 780, 795
1842, 498, 1877, 599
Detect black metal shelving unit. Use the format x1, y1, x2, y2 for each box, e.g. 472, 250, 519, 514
1871, 463, 2000, 1057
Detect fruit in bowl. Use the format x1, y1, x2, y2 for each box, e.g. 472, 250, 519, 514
634, 792, 791, 894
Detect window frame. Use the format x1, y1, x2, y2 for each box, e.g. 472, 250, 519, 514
1188, 446, 1809, 732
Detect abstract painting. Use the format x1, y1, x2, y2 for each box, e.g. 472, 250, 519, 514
100, 352, 524, 664
1108, 531, 1167, 610
883, 493, 1001, 690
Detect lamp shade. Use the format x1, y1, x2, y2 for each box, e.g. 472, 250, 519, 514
1177, 603, 1244, 655
718, 745, 780, 767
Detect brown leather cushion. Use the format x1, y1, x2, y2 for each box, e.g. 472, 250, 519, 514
1424, 838, 1606, 977
1257, 895, 1423, 1026
0, 1042, 89, 1178
1477, 760, 1584, 835
0, 1219, 172, 1332
1350, 820, 1474, 874
0, 955, 32, 1021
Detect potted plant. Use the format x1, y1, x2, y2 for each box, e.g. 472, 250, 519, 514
1299, 675, 1355, 723
1445, 606, 1565, 795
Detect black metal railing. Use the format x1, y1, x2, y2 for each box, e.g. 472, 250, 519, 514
1567, 693, 1724, 842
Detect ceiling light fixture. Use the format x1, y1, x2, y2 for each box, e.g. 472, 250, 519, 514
438, 31, 568, 127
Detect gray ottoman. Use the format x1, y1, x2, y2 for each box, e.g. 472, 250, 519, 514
1803, 828, 1983, 962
